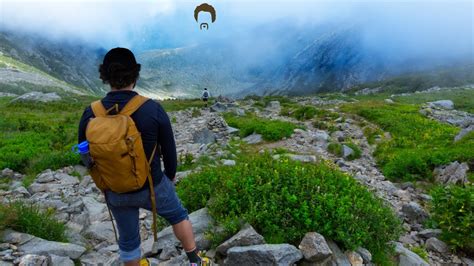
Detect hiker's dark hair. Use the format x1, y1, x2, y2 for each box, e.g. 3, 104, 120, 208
99, 62, 141, 89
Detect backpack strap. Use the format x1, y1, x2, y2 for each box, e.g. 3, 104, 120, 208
120, 95, 149, 116
146, 144, 159, 251
91, 100, 107, 117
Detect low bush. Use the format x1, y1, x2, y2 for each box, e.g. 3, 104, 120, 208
342, 102, 474, 181
177, 153, 402, 263
429, 184, 474, 254
223, 113, 298, 141
0, 201, 68, 242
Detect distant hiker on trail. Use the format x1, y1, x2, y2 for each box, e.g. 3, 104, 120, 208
201, 88, 210, 107
77, 48, 210, 266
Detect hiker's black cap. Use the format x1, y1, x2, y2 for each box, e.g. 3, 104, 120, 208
102, 47, 139, 69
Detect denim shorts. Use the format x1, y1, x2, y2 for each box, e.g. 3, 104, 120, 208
105, 176, 189, 262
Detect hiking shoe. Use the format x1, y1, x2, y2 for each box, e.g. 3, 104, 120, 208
199, 252, 213, 266
139, 258, 149, 266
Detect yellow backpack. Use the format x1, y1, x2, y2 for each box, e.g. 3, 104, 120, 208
86, 94, 159, 244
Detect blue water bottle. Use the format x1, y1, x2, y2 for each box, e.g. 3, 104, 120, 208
73, 141, 94, 169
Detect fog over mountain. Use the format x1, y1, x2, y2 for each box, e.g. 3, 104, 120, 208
0, 0, 472, 98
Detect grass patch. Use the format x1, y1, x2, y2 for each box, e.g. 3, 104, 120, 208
429, 184, 474, 254
177, 153, 401, 264
341, 101, 474, 181
223, 113, 298, 141
0, 201, 68, 242
159, 98, 213, 112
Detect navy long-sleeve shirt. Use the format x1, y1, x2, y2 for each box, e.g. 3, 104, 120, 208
78, 90, 177, 191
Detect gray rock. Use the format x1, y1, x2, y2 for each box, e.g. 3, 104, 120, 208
345, 251, 363, 266
426, 237, 448, 253
159, 245, 179, 260
428, 100, 454, 110
313, 131, 330, 142
85, 222, 116, 243
455, 125, 474, 142
1, 168, 14, 179
18, 236, 86, 259
153, 208, 213, 251
298, 232, 332, 262
385, 99, 394, 104
210, 102, 228, 113
401, 202, 428, 223
2, 230, 34, 245
267, 101, 281, 111
418, 229, 442, 239
326, 240, 351, 266
227, 126, 240, 135
159, 254, 188, 266
433, 161, 469, 185
394, 242, 429, 266
49, 254, 74, 266
461, 257, 474, 266
192, 128, 216, 144
11, 92, 61, 103
243, 133, 263, 144
82, 196, 108, 223
73, 165, 88, 177
288, 154, 317, 163
331, 131, 345, 142
224, 244, 302, 266
222, 160, 236, 166
342, 145, 354, 159
216, 224, 265, 256
79, 251, 120, 266
17, 254, 48, 266
355, 247, 372, 263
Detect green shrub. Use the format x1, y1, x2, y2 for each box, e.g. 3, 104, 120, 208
223, 113, 298, 141
0, 201, 67, 242
430, 184, 474, 253
342, 102, 474, 181
177, 153, 402, 263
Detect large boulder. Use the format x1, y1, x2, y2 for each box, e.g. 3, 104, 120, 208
144, 208, 213, 252
192, 128, 216, 144
401, 202, 428, 224
426, 237, 449, 253
224, 244, 302, 266
325, 240, 351, 265
11, 92, 61, 103
298, 232, 332, 262
2, 230, 87, 259
428, 100, 454, 110
216, 224, 266, 256
394, 242, 429, 266
433, 161, 469, 185
210, 102, 228, 113
243, 133, 263, 144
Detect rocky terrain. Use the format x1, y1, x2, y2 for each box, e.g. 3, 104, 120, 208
0, 94, 472, 265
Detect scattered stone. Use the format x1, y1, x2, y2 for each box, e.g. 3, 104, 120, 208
312, 131, 329, 142
222, 160, 236, 166
11, 92, 61, 103
85, 222, 116, 243
455, 125, 474, 142
224, 244, 302, 266
216, 224, 265, 256
243, 133, 263, 144
331, 131, 345, 142
355, 247, 372, 263
298, 232, 332, 262
193, 128, 216, 144
418, 229, 442, 239
345, 251, 363, 266
426, 237, 449, 253
17, 254, 49, 266
428, 100, 454, 110
394, 242, 429, 266
49, 254, 74, 266
326, 240, 351, 265
227, 126, 240, 135
433, 161, 469, 185
288, 154, 317, 163
401, 202, 428, 223
1, 168, 14, 179
384, 99, 394, 103
18, 235, 86, 259
210, 102, 228, 113
267, 101, 281, 111
342, 145, 354, 159
2, 230, 35, 245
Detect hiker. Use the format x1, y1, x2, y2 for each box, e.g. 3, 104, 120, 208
201, 88, 210, 107
78, 48, 209, 266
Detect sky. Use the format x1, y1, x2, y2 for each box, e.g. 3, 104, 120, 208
0, 0, 473, 60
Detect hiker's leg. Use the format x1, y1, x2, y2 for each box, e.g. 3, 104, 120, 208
106, 194, 141, 265
172, 219, 196, 251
